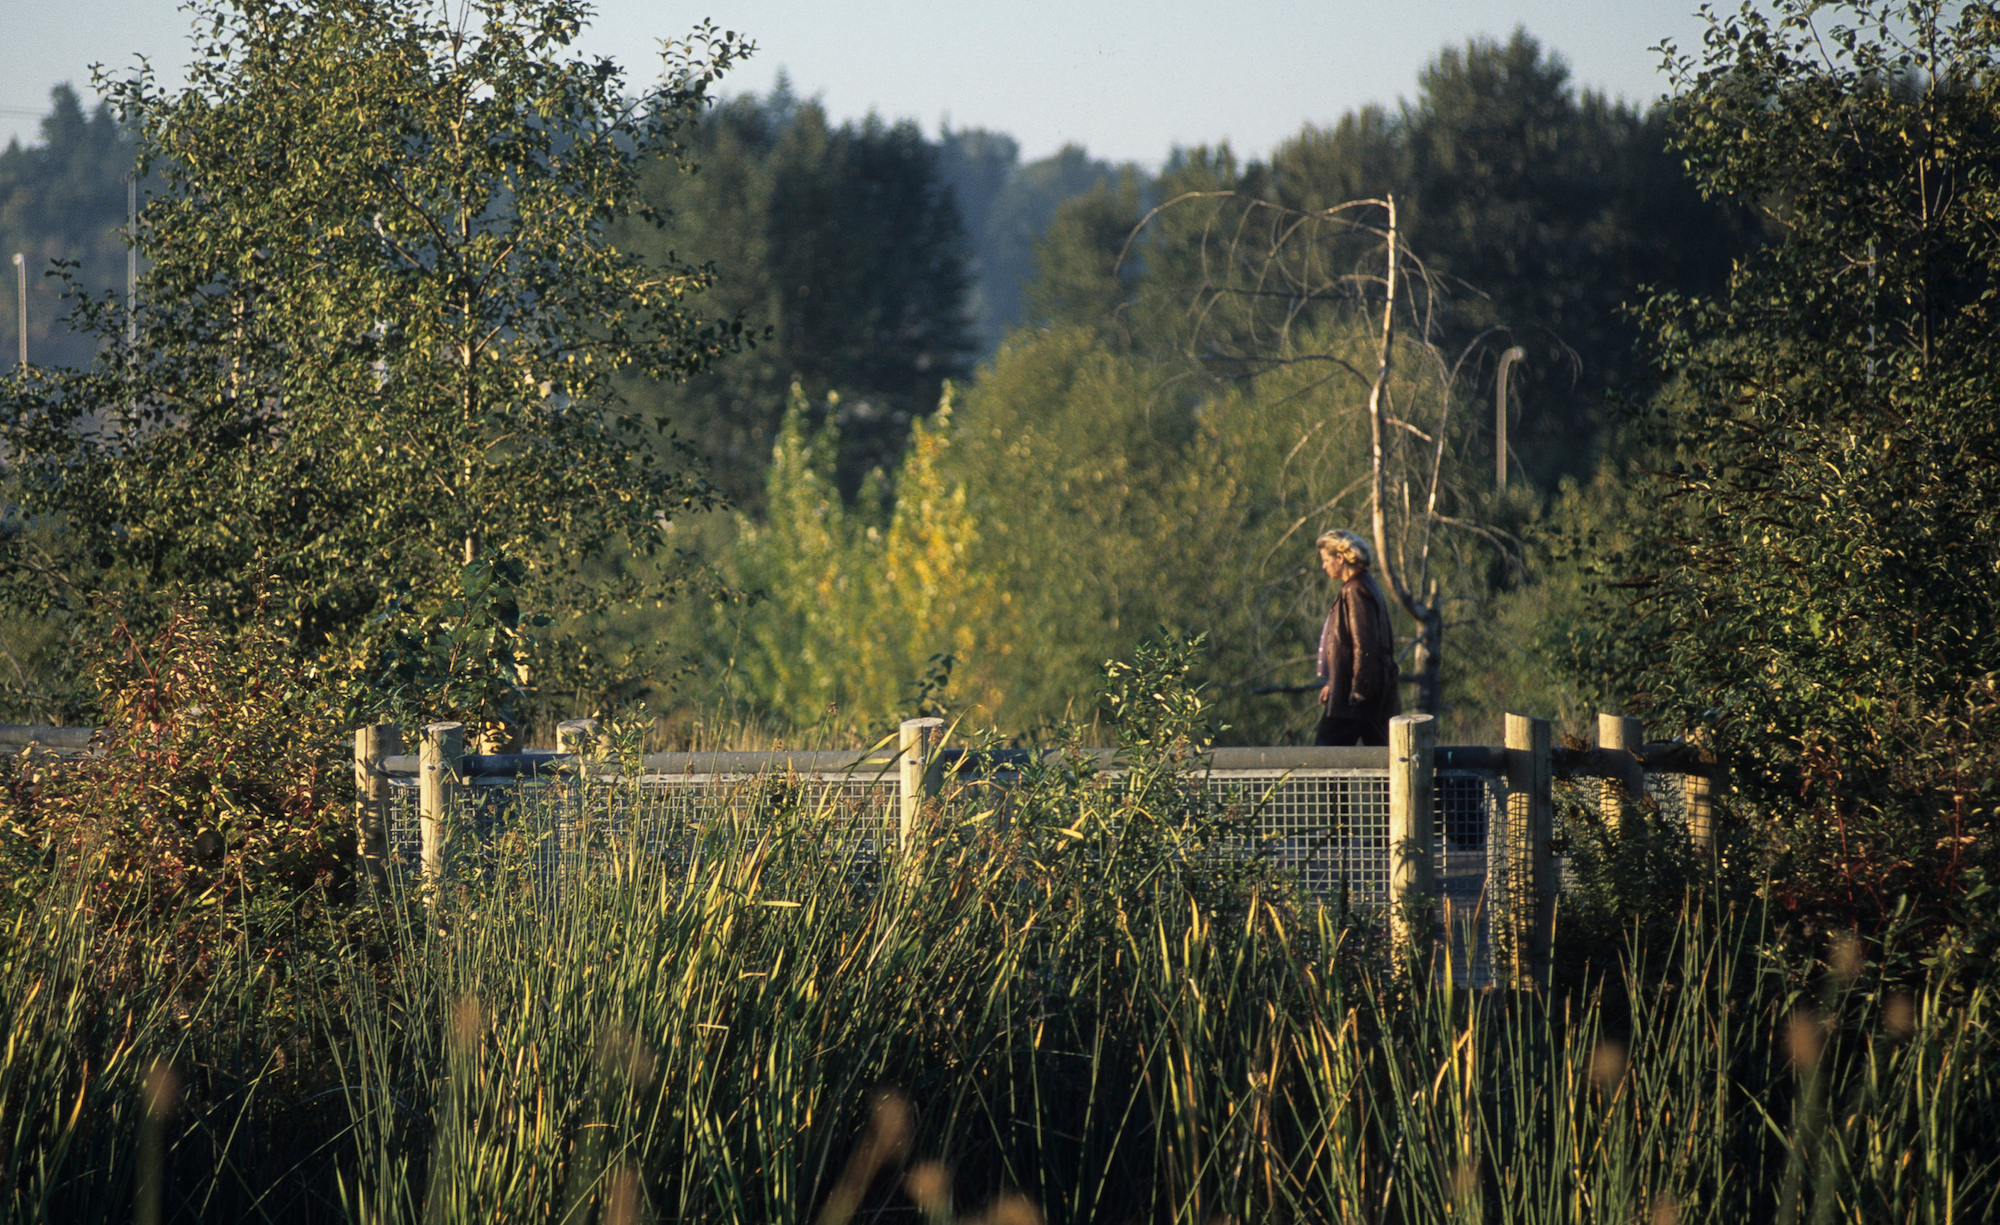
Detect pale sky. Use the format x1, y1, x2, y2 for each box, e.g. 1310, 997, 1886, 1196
2, 1, 1718, 166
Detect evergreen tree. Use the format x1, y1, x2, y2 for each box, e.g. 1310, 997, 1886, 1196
620, 86, 976, 509
1262, 105, 1407, 215
934, 125, 1021, 347
939, 134, 1132, 349
1397, 29, 1748, 483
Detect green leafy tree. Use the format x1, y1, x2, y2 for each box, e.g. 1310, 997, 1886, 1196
1594, 0, 2000, 935
895, 314, 1483, 743
714, 382, 997, 733
0, 0, 749, 726
990, 33, 1751, 732
1021, 170, 1149, 337
942, 327, 1220, 731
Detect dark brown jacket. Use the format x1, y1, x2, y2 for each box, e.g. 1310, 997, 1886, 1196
1318, 571, 1400, 725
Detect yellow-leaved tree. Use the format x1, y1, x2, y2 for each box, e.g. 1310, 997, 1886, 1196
718, 383, 1000, 732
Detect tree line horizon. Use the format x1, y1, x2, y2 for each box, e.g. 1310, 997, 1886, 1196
0, 12, 1748, 741
1, 22, 1742, 497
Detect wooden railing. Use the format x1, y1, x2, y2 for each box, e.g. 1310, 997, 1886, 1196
2, 708, 1721, 987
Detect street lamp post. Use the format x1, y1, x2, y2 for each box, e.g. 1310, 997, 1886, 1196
12, 252, 24, 368
128, 175, 139, 347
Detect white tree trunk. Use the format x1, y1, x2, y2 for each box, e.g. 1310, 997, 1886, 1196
1362, 195, 1443, 716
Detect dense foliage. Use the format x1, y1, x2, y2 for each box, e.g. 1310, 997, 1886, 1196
1577, 0, 2000, 939
0, 603, 352, 981
938, 134, 1130, 351
6, 6, 2000, 1221
740, 28, 1746, 740
695, 314, 1501, 742
0, 0, 749, 728
1027, 31, 1752, 487
616, 86, 978, 508
711, 381, 996, 731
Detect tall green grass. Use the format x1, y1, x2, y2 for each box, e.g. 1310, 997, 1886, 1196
4, 760, 1996, 1223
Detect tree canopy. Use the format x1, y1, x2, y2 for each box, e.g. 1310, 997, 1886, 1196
1586, 0, 2000, 933
617, 85, 976, 509
0, 0, 749, 725
1029, 31, 1752, 485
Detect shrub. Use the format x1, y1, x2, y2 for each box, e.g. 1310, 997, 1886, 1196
1586, 0, 2000, 947
0, 601, 354, 982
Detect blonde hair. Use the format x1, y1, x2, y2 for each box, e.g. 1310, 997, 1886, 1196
1315, 529, 1372, 571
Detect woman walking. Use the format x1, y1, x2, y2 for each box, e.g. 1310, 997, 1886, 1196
1314, 529, 1400, 746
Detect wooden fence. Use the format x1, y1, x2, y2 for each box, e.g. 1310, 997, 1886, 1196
0, 710, 1721, 987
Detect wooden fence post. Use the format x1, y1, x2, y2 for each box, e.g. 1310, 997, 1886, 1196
1388, 713, 1436, 957
1686, 762, 1716, 859
354, 722, 399, 882
899, 717, 944, 851
1598, 712, 1645, 838
420, 722, 464, 888
1504, 713, 1554, 987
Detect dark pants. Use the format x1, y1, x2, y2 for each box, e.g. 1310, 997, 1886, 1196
1315, 713, 1388, 747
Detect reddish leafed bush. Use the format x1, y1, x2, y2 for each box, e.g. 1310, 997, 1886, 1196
0, 603, 353, 978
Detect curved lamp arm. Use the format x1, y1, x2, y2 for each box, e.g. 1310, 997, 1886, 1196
1496, 346, 1527, 493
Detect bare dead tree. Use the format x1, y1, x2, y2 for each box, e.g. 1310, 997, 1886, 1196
1121, 190, 1513, 716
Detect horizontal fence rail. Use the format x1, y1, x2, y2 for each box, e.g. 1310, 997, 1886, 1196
0, 724, 97, 753
369, 743, 1475, 779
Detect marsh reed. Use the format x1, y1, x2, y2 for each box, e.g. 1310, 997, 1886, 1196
4, 753, 1996, 1223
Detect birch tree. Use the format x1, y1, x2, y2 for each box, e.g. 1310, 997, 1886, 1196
0, 0, 750, 721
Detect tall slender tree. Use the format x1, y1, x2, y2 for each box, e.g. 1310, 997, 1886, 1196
619, 88, 975, 509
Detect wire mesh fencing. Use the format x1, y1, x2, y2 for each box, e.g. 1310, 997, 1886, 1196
385, 759, 905, 885
379, 744, 1512, 985
8, 709, 1717, 987
1437, 767, 1506, 986
1207, 762, 1502, 985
